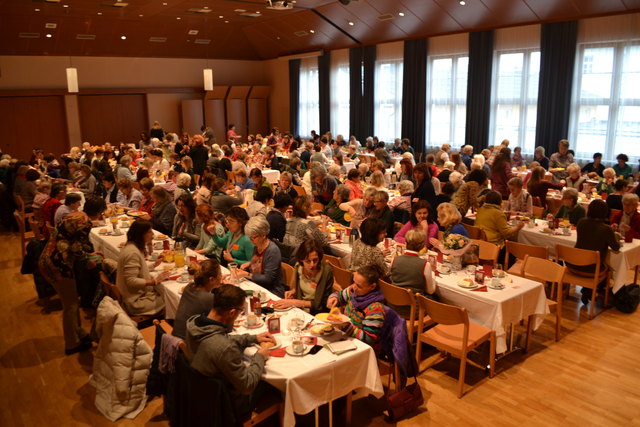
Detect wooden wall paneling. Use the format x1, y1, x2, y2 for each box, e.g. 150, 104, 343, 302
78, 94, 147, 145
247, 86, 271, 136
204, 86, 229, 145
180, 99, 205, 137
0, 95, 68, 161
226, 86, 251, 140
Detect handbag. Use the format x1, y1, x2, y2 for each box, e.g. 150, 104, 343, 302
386, 377, 424, 421
613, 283, 640, 314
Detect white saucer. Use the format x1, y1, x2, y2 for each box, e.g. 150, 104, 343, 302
285, 344, 312, 357
243, 320, 264, 329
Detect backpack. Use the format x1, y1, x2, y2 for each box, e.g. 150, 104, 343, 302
613, 284, 640, 313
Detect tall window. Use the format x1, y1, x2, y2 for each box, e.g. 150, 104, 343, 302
330, 64, 350, 138
490, 50, 540, 153
298, 58, 319, 138
570, 42, 640, 162
426, 55, 468, 148
374, 60, 403, 143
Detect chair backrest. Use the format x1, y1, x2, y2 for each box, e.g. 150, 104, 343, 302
416, 293, 468, 327
99, 271, 123, 303
324, 254, 344, 269
470, 239, 499, 266
504, 240, 549, 269
13, 194, 25, 214
463, 223, 487, 240
225, 170, 235, 184
330, 264, 353, 289
310, 202, 325, 214
555, 244, 600, 267
293, 184, 306, 196
27, 216, 41, 239
379, 279, 414, 307
281, 262, 295, 290
532, 206, 544, 217
532, 196, 543, 207
522, 255, 566, 290
13, 211, 26, 234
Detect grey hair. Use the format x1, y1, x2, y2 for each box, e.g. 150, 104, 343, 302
119, 155, 131, 166
245, 215, 270, 237
562, 187, 579, 203
449, 171, 463, 185
177, 172, 192, 187
566, 163, 581, 174
327, 164, 341, 177
397, 180, 414, 194
310, 165, 327, 180
364, 187, 378, 199
462, 145, 473, 154
335, 184, 351, 200
535, 146, 545, 155
622, 193, 639, 205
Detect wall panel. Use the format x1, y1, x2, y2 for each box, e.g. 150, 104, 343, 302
78, 94, 147, 145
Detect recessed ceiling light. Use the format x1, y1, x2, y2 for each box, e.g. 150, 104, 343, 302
398, 12, 405, 17
224, 20, 229, 23
204, 6, 209, 9
348, 21, 354, 26
46, 34, 52, 38
35, 8, 40, 12
276, 36, 280, 40
120, 35, 127, 40
97, 12, 102, 15
309, 30, 315, 34
176, 17, 181, 20
256, 11, 261, 14
139, 14, 143, 17
162, 2, 168, 5
63, 4, 69, 8
219, 15, 224, 18
459, 0, 466, 4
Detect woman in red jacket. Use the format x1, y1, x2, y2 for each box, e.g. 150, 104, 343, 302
611, 193, 640, 239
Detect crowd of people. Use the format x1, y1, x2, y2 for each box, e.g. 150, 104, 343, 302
4, 123, 639, 419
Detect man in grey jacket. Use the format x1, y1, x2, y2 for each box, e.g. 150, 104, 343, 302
185, 285, 276, 414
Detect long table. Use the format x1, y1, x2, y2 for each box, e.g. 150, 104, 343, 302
89, 226, 384, 427
518, 219, 640, 293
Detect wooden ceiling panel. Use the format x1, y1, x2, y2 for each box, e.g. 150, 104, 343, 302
433, 0, 496, 30
480, 0, 540, 26
521, 0, 581, 21
571, 0, 629, 16
621, 0, 640, 9
396, 0, 464, 34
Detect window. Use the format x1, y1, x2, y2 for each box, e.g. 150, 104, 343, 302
374, 60, 403, 143
426, 55, 468, 148
490, 50, 540, 153
298, 58, 319, 138
570, 42, 640, 162
330, 64, 350, 138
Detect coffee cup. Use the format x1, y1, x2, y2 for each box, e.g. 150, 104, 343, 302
562, 226, 571, 236
153, 241, 163, 250
150, 252, 158, 261
181, 273, 189, 282
292, 339, 305, 354
491, 278, 502, 288
246, 314, 258, 327
439, 264, 450, 274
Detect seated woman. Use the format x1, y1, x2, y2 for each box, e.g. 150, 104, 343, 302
565, 163, 586, 191
172, 259, 221, 339
437, 202, 469, 238
249, 168, 273, 196
613, 153, 633, 180
394, 200, 438, 249
211, 206, 254, 266
172, 194, 200, 248
344, 168, 364, 201
173, 173, 192, 202
236, 216, 285, 297
595, 168, 616, 195
611, 193, 640, 240
349, 217, 389, 277
391, 229, 437, 318
369, 171, 387, 192
310, 166, 337, 206
327, 264, 386, 348
277, 171, 299, 199
388, 180, 413, 222
322, 184, 350, 227
284, 196, 328, 249
526, 166, 564, 211
369, 190, 395, 238
553, 188, 586, 226
475, 191, 524, 250
246, 186, 272, 218
606, 179, 627, 212
142, 186, 176, 236
506, 177, 533, 216
273, 240, 334, 314
116, 220, 171, 316
572, 199, 621, 304
76, 164, 97, 195
138, 177, 155, 214
211, 177, 243, 214
195, 173, 214, 206
116, 178, 142, 210
194, 204, 220, 257
453, 169, 488, 217
100, 172, 119, 203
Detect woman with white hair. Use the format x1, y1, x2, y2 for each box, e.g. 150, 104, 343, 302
388, 180, 414, 216
611, 193, 640, 239
173, 172, 192, 201
565, 163, 586, 190
449, 171, 464, 190
596, 168, 617, 194
236, 215, 285, 297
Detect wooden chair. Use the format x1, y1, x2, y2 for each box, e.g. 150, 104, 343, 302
470, 239, 499, 267
415, 295, 495, 398
522, 255, 566, 343
13, 194, 26, 216
99, 271, 163, 328
281, 262, 295, 290
329, 263, 353, 290
292, 184, 306, 196
532, 196, 543, 207
532, 206, 544, 218
379, 280, 430, 345
463, 223, 487, 240
555, 244, 611, 320
225, 170, 235, 185
140, 319, 183, 352
310, 202, 325, 214
324, 254, 345, 269
27, 216, 42, 240
13, 211, 35, 259
504, 241, 549, 277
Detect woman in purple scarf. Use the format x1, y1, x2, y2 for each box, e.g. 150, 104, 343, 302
327, 264, 386, 349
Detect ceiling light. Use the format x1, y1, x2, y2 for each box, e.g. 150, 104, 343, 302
348, 21, 354, 26
97, 12, 102, 15
203, 69, 213, 91
176, 17, 181, 20
459, 0, 466, 4
398, 12, 405, 17
63, 4, 69, 7
224, 20, 229, 23
203, 6, 209, 9
66, 68, 78, 93
188, 30, 199, 35
139, 14, 143, 17
46, 34, 52, 38
219, 15, 224, 18
35, 8, 40, 12
162, 2, 168, 5
120, 35, 127, 40
309, 30, 315, 34
256, 11, 261, 14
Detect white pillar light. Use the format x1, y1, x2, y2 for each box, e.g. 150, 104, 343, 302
66, 67, 78, 93
203, 68, 213, 91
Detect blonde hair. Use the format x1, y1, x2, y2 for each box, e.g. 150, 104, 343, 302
177, 172, 192, 187
566, 163, 580, 174
405, 229, 426, 252
437, 202, 462, 228
603, 168, 615, 179
370, 170, 385, 188
397, 180, 414, 194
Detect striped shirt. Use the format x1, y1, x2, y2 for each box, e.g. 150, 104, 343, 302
335, 288, 385, 347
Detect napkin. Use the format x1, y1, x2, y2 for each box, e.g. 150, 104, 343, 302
326, 340, 357, 355
471, 286, 488, 292
264, 300, 274, 308
327, 240, 343, 245
269, 348, 287, 357
169, 274, 181, 281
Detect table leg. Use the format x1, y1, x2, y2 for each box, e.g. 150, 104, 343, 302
315, 407, 319, 427
345, 392, 352, 426
328, 400, 333, 427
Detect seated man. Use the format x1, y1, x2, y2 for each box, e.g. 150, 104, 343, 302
186, 285, 276, 416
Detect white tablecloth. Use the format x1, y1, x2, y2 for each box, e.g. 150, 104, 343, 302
518, 219, 640, 293
344, 161, 356, 173
435, 270, 549, 354
262, 169, 280, 184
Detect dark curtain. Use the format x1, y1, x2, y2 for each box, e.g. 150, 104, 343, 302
362, 45, 376, 140
289, 59, 301, 137
535, 21, 578, 155
401, 38, 427, 153
465, 30, 494, 152
349, 47, 363, 140
318, 51, 331, 135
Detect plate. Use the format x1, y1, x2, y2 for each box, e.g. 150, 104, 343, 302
488, 283, 505, 290
243, 320, 264, 329
310, 324, 336, 336
154, 234, 168, 240
274, 306, 294, 312
127, 210, 147, 218
457, 279, 478, 289
255, 337, 282, 351
316, 312, 350, 324
437, 267, 451, 275
177, 277, 190, 283
285, 344, 312, 357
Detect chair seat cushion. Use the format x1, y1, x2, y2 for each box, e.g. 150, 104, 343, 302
563, 267, 609, 288
423, 323, 492, 355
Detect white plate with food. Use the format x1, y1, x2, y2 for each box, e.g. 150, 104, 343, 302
153, 234, 168, 240
274, 306, 294, 312
488, 283, 505, 290
437, 266, 451, 275
127, 210, 147, 218
457, 278, 479, 289
255, 337, 282, 350
316, 311, 350, 325
310, 324, 336, 336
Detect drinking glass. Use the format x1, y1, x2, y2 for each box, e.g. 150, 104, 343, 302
493, 264, 503, 277
228, 262, 238, 284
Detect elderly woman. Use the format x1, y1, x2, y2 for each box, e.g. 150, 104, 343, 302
611, 193, 640, 239
327, 264, 386, 348
369, 190, 395, 237
116, 178, 142, 210
138, 177, 155, 214
449, 171, 464, 190
277, 171, 299, 199
322, 184, 350, 226
116, 155, 136, 181
54, 193, 82, 226
549, 139, 574, 183
76, 164, 97, 195
273, 240, 334, 313
391, 229, 437, 317
211, 206, 254, 266
533, 146, 549, 170
284, 196, 329, 249
310, 165, 337, 206
565, 163, 586, 191
173, 172, 192, 202
506, 177, 533, 216
249, 168, 273, 196
453, 169, 488, 217
526, 166, 564, 211
475, 191, 524, 249
553, 188, 586, 226
142, 186, 176, 235
396, 158, 415, 184
394, 200, 438, 248
344, 168, 364, 201
236, 216, 284, 297
39, 211, 104, 354
451, 152, 468, 175
211, 177, 243, 214
172, 194, 200, 248
32, 180, 51, 229
596, 168, 617, 194
14, 167, 39, 212
472, 153, 492, 179
349, 217, 389, 277
172, 259, 221, 339
116, 219, 171, 317
511, 147, 524, 168
246, 186, 272, 218
388, 180, 413, 222
340, 186, 378, 226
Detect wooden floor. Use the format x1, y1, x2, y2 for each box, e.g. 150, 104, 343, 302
1, 231, 639, 427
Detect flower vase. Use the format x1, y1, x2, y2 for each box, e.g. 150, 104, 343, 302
451, 255, 463, 271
